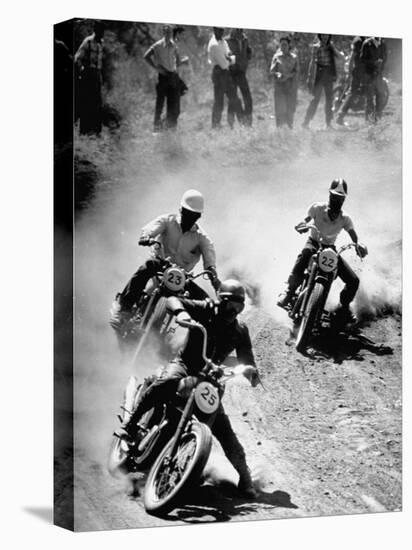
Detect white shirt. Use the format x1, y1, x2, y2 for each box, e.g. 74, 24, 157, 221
141, 213, 216, 272
207, 35, 230, 70
307, 202, 354, 245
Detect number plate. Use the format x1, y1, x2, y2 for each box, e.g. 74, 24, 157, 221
318, 248, 338, 273
162, 267, 186, 292
194, 381, 220, 414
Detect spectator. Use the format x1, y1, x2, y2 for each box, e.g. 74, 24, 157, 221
226, 28, 253, 126
270, 35, 299, 129
360, 37, 387, 122
336, 36, 366, 125
74, 21, 105, 135
302, 34, 344, 129
143, 25, 188, 132
172, 26, 189, 119
207, 27, 242, 129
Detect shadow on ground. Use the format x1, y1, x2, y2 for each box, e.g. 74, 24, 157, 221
302, 325, 393, 364
155, 482, 298, 524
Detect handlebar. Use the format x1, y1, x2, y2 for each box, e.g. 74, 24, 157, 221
175, 318, 210, 368
298, 223, 366, 259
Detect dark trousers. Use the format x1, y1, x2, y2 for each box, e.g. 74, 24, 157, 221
337, 68, 364, 118
211, 66, 242, 128
154, 73, 180, 130
128, 360, 249, 476
364, 72, 385, 121
274, 79, 297, 128
287, 239, 359, 307
119, 258, 208, 311
230, 70, 253, 126
304, 66, 335, 126
77, 69, 102, 134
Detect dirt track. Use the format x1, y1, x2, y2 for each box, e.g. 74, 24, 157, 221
63, 117, 402, 531
72, 306, 401, 531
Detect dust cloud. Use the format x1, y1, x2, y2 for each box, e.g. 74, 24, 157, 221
73, 136, 401, 466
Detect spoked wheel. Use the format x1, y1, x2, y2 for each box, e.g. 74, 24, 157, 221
144, 422, 212, 516
295, 282, 325, 354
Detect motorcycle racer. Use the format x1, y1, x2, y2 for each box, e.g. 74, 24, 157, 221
110, 189, 221, 330
277, 179, 368, 323
118, 279, 260, 498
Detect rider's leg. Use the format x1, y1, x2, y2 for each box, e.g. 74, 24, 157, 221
278, 241, 317, 308
121, 360, 188, 440
119, 258, 163, 311
336, 256, 359, 322
212, 404, 256, 498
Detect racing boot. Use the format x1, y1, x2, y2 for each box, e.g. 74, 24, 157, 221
109, 294, 133, 331
237, 465, 257, 499
333, 304, 357, 326
277, 288, 294, 310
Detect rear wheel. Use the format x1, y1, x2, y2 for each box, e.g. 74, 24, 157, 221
296, 282, 325, 353
144, 422, 212, 516
108, 435, 129, 477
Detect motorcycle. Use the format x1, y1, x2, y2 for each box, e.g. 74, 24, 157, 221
332, 56, 389, 116
288, 224, 365, 353
110, 239, 214, 365
108, 318, 255, 516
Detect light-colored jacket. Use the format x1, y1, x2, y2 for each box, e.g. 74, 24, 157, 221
141, 213, 216, 272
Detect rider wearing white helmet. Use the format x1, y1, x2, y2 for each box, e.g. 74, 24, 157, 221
110, 189, 221, 329
277, 179, 368, 323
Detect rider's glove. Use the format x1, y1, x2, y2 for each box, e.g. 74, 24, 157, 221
243, 365, 260, 388
138, 236, 152, 246
356, 243, 368, 259
207, 266, 221, 292
211, 365, 224, 379
295, 222, 309, 234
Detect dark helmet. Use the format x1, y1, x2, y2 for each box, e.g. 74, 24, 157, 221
329, 178, 348, 197
218, 279, 246, 303
218, 279, 246, 319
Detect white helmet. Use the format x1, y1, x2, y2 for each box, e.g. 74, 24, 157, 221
180, 189, 204, 213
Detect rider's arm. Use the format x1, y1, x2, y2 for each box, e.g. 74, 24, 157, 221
167, 296, 215, 318
348, 227, 368, 257
295, 215, 312, 233
235, 323, 256, 368
348, 228, 358, 244
235, 323, 261, 387
139, 213, 168, 243
198, 230, 217, 271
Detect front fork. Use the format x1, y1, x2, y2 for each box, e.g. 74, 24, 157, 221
163, 391, 196, 466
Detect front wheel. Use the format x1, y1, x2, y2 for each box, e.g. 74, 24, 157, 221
144, 422, 212, 516
295, 282, 325, 353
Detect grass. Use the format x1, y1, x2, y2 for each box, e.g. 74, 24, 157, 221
74, 78, 402, 200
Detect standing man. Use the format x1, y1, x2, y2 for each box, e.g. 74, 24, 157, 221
302, 34, 344, 129
335, 36, 366, 125
270, 35, 299, 129
360, 37, 387, 123
207, 27, 242, 129
144, 25, 188, 132
226, 28, 253, 126
74, 21, 105, 135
